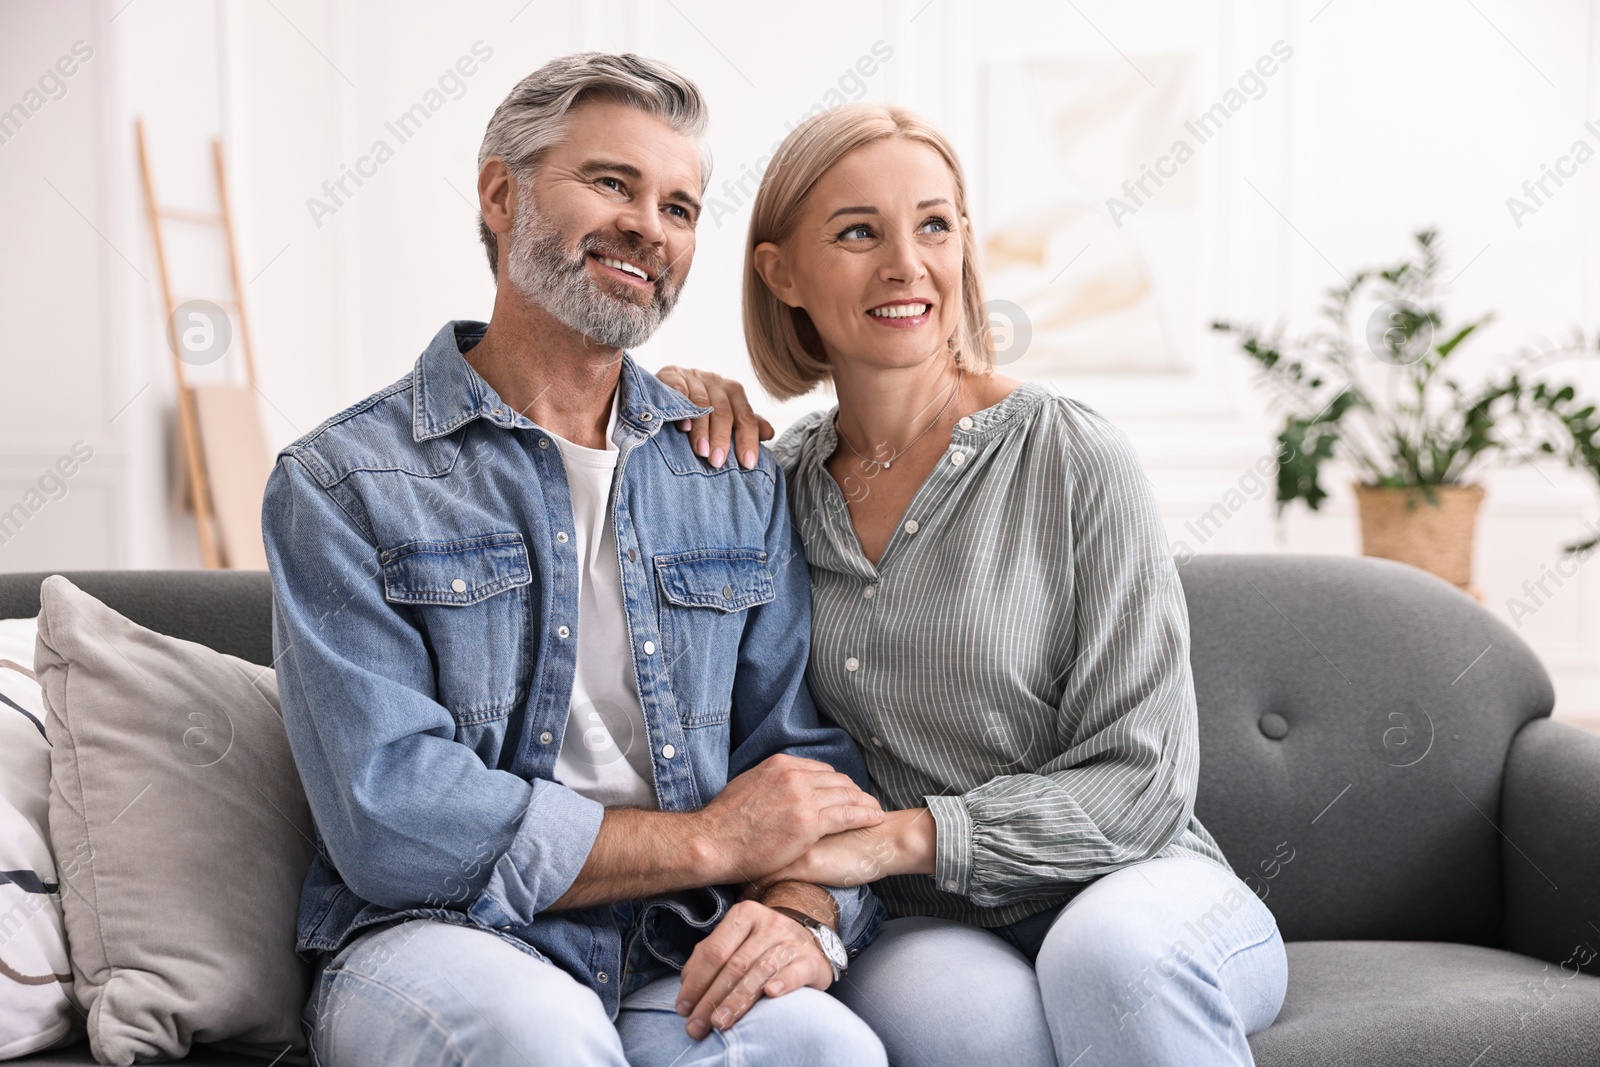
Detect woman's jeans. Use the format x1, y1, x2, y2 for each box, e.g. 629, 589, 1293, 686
300, 916, 886, 1067
832, 857, 1288, 1067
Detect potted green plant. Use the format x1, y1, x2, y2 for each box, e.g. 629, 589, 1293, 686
1211, 228, 1600, 597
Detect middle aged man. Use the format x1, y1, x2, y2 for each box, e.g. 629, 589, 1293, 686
261, 52, 888, 1067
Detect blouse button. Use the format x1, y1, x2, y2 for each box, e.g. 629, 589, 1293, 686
903, 519, 920, 535
950, 452, 966, 467
871, 736, 884, 748
862, 586, 876, 600
845, 656, 860, 672
957, 416, 974, 431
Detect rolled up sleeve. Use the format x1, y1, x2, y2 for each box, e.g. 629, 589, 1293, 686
825, 884, 881, 953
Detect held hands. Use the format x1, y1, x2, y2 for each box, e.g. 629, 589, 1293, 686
695, 754, 885, 885
656, 365, 774, 470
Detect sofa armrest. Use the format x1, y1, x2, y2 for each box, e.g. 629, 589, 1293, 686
1502, 717, 1600, 975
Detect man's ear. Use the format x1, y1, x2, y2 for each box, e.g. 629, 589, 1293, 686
479, 157, 516, 239
752, 242, 801, 308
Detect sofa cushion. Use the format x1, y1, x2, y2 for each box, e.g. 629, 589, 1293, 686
1251, 940, 1600, 1066
0, 617, 78, 1059
33, 577, 313, 1064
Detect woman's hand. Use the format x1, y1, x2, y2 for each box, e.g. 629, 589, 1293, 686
759, 808, 937, 888
656, 365, 774, 470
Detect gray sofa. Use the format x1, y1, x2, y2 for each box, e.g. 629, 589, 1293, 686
3, 555, 1598, 1066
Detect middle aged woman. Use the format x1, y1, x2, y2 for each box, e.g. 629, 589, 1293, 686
659, 103, 1286, 1067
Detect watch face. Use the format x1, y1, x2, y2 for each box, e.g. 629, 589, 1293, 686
815, 925, 849, 969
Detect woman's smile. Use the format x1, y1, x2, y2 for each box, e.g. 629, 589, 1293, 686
864, 298, 935, 329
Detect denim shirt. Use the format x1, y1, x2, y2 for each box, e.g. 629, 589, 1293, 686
261, 320, 883, 1017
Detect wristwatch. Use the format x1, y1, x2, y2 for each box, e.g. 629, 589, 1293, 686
771, 905, 849, 982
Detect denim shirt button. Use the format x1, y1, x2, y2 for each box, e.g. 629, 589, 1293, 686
643, 640, 656, 655
597, 971, 610, 983
557, 625, 571, 638
538, 438, 550, 449
628, 548, 637, 562
661, 744, 676, 759
556, 531, 569, 543
539, 731, 554, 745
640, 412, 653, 421
450, 578, 466, 593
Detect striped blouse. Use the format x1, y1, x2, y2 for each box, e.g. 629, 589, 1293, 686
771, 380, 1231, 928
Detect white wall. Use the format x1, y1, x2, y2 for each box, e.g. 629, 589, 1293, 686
2, 0, 1598, 725
1, 2, 126, 568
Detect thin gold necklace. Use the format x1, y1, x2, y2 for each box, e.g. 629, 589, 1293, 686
834, 369, 964, 471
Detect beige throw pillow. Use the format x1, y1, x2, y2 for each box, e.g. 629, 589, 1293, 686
34, 576, 314, 1064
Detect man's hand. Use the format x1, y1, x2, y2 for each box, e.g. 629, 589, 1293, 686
656, 365, 774, 471
695, 754, 884, 885
676, 899, 833, 1040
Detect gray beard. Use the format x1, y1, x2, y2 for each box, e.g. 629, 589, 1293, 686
504, 197, 681, 350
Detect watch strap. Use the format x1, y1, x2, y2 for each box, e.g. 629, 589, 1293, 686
769, 905, 824, 930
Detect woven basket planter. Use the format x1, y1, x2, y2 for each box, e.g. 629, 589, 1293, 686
1353, 483, 1485, 598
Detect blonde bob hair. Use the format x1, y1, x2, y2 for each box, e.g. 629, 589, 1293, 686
743, 103, 994, 400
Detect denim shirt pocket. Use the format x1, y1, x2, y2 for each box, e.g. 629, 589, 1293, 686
654, 548, 774, 727
381, 532, 532, 725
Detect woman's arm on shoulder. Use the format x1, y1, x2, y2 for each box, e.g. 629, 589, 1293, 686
656, 365, 774, 470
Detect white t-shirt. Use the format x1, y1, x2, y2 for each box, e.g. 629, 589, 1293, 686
549, 389, 659, 809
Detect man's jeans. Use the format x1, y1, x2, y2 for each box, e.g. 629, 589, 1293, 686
832, 857, 1288, 1067
300, 916, 887, 1067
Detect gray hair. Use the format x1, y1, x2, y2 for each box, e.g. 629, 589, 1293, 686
475, 52, 712, 280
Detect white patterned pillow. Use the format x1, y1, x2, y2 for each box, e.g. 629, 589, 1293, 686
0, 615, 80, 1058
